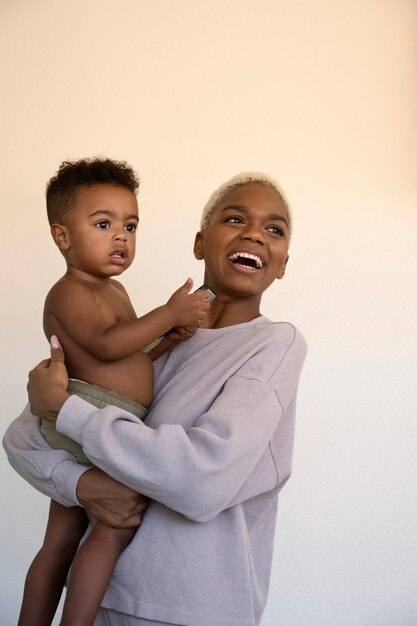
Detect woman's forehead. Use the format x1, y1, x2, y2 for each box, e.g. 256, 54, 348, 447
215, 183, 288, 216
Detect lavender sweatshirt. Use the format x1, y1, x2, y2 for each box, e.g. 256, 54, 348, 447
3, 316, 307, 626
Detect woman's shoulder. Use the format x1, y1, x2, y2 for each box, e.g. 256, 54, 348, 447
234, 318, 307, 388
248, 317, 307, 354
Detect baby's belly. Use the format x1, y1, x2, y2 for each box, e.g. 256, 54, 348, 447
71, 351, 154, 408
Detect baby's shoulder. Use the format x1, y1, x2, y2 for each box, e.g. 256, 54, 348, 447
44, 276, 94, 315
110, 278, 128, 295
46, 276, 88, 298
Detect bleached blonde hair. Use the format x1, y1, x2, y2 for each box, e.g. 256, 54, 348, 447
200, 171, 292, 236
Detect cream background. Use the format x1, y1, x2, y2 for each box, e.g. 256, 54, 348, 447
1, 1, 416, 624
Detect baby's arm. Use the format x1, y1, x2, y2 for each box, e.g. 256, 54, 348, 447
143, 285, 216, 356
48, 277, 210, 361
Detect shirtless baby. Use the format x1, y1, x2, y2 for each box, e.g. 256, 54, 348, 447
17, 157, 210, 626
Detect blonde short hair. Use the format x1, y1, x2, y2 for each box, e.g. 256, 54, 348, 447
200, 172, 292, 235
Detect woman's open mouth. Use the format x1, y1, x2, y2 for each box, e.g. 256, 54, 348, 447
228, 251, 264, 271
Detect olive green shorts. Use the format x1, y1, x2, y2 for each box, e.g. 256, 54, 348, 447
41, 379, 147, 465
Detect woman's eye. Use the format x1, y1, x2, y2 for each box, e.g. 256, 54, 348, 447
125, 223, 137, 233
96, 220, 110, 229
267, 225, 285, 236
224, 215, 243, 224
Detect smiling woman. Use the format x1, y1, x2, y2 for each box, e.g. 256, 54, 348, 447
194, 180, 290, 318
4, 170, 306, 626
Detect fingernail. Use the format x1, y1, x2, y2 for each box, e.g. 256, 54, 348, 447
51, 335, 61, 349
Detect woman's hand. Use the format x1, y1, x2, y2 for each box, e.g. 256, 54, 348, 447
77, 467, 150, 528
27, 335, 69, 420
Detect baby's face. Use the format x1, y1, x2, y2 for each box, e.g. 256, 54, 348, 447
62, 183, 139, 279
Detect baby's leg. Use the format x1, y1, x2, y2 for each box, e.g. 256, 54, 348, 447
60, 515, 136, 626
18, 499, 89, 626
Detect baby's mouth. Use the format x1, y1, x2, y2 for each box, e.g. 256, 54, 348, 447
110, 249, 128, 260
228, 252, 264, 269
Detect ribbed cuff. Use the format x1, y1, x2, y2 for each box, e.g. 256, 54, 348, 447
56, 394, 94, 444
51, 459, 90, 506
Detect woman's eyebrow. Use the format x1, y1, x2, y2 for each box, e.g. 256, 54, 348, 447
220, 204, 249, 214
221, 204, 289, 228
268, 214, 289, 227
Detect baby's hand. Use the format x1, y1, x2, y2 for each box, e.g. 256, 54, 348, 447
167, 278, 211, 328
167, 325, 198, 342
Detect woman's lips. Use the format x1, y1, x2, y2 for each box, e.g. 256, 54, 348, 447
228, 251, 265, 270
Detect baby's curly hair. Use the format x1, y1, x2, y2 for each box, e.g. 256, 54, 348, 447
46, 157, 140, 225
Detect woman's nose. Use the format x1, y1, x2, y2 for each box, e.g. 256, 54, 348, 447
240, 222, 264, 244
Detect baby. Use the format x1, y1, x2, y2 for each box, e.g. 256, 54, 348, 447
18, 157, 211, 626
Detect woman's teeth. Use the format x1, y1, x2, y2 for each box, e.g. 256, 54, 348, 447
228, 252, 264, 268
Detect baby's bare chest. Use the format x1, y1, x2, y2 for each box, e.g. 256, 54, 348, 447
90, 287, 137, 325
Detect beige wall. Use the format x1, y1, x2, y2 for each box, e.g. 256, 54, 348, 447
1, 1, 416, 624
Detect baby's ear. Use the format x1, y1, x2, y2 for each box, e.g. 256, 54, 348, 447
50, 223, 70, 251
193, 231, 204, 260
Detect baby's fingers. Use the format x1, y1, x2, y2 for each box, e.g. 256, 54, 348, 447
168, 326, 198, 341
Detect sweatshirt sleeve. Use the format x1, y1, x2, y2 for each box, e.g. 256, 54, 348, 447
57, 331, 307, 522
2, 404, 89, 507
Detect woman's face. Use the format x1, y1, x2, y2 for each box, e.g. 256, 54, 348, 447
194, 183, 290, 303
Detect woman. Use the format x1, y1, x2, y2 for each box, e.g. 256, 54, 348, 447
4, 172, 307, 626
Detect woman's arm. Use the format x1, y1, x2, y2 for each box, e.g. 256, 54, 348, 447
53, 332, 307, 522
3, 407, 149, 526
3, 339, 149, 526
59, 378, 284, 522
23, 331, 306, 522
2, 404, 86, 507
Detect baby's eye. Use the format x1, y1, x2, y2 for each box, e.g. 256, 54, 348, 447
125, 223, 137, 233
266, 225, 285, 236
96, 220, 110, 229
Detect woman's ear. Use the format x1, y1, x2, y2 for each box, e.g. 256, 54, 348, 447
277, 254, 289, 280
193, 231, 204, 260
50, 224, 70, 251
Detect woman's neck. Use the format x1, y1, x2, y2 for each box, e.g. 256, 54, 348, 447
201, 296, 262, 329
